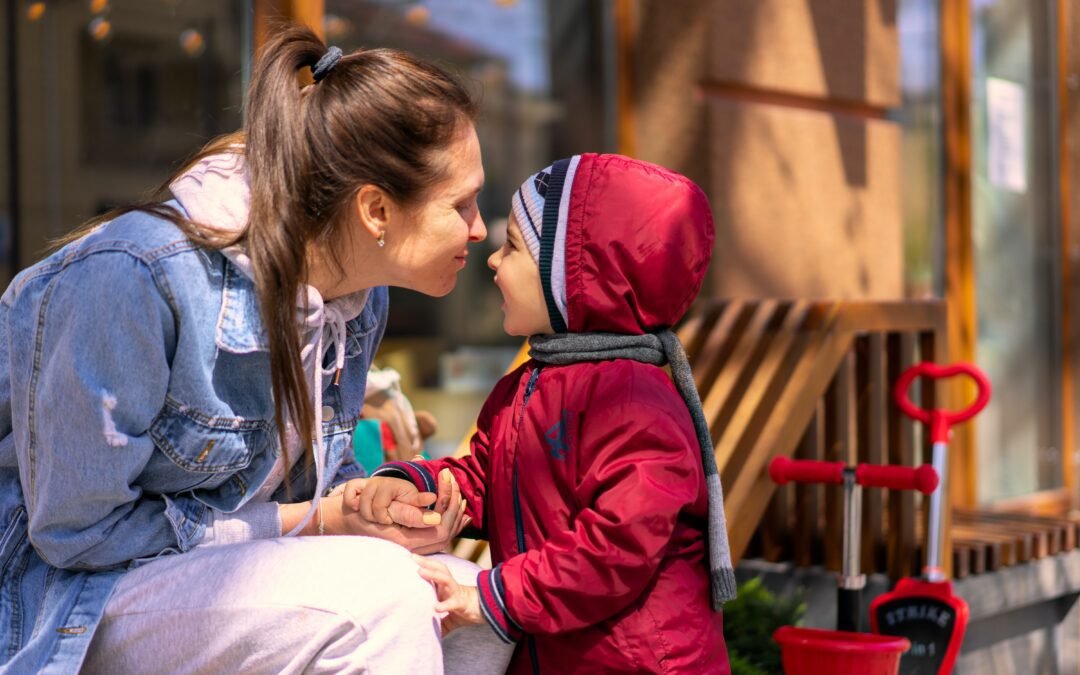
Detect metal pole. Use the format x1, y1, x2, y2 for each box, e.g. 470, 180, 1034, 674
838, 467, 866, 632
925, 440, 948, 581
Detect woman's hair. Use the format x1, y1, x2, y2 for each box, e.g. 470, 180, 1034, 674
64, 23, 478, 473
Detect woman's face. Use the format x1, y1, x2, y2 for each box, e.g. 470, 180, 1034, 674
385, 124, 487, 297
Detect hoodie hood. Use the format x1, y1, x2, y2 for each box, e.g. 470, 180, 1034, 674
168, 149, 251, 239
169, 151, 371, 356
536, 154, 714, 335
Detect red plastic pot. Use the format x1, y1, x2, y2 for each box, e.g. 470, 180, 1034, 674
773, 625, 910, 675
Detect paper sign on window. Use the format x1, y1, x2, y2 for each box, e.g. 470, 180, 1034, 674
986, 77, 1026, 193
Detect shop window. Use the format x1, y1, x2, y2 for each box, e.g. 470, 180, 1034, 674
9, 0, 248, 272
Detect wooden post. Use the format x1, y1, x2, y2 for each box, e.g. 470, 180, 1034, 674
887, 333, 919, 579
857, 334, 887, 572
1059, 0, 1077, 511
254, 0, 324, 54
940, 0, 977, 509
614, 0, 636, 158
288, 0, 325, 39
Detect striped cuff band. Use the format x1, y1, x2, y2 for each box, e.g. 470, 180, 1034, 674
370, 460, 437, 495
477, 565, 523, 644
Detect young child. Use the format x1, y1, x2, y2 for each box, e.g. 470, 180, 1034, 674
358, 154, 735, 673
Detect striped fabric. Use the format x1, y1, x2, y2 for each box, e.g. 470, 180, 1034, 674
369, 460, 437, 494
509, 156, 582, 333
476, 565, 524, 644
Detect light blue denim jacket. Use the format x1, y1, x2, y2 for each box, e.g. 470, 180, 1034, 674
0, 206, 387, 673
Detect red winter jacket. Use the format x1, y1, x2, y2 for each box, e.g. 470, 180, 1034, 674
378, 155, 730, 674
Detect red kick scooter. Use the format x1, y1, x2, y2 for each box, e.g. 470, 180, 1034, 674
770, 457, 938, 675
870, 362, 992, 675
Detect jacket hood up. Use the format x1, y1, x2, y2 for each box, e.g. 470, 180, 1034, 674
540, 153, 714, 335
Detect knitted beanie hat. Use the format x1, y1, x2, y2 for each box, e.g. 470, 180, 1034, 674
510, 169, 546, 263
509, 156, 582, 333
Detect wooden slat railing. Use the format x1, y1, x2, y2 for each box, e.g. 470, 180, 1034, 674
679, 300, 946, 580
450, 298, 1080, 580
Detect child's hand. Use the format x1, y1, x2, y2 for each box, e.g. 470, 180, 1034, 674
343, 477, 440, 528
413, 555, 484, 635
406, 469, 471, 555
335, 472, 470, 552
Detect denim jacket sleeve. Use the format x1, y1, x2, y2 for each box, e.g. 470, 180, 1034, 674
13, 250, 187, 570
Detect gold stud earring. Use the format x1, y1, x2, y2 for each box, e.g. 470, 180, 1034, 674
377, 231, 386, 248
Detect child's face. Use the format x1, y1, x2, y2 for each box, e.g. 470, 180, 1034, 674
487, 213, 553, 337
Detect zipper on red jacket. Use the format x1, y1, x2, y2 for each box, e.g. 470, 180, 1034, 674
512, 365, 542, 674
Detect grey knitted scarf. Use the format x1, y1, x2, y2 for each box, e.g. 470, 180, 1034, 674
529, 331, 737, 609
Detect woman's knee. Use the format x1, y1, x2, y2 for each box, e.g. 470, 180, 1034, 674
384, 556, 439, 619
323, 538, 437, 623
427, 553, 482, 586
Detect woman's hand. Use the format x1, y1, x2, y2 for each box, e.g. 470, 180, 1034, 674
413, 555, 484, 635
386, 469, 470, 554
338, 469, 471, 553
343, 476, 440, 527
279, 472, 449, 538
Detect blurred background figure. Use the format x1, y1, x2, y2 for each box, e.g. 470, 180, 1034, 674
355, 365, 439, 475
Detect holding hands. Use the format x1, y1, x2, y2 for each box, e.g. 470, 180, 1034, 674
346, 469, 486, 636
340, 468, 471, 554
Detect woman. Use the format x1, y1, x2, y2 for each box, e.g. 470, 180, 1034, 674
0, 25, 510, 674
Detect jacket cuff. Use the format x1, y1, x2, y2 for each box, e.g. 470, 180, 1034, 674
371, 460, 437, 494
198, 502, 282, 547
477, 565, 524, 644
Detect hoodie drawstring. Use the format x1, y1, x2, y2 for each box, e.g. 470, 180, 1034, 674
283, 301, 351, 537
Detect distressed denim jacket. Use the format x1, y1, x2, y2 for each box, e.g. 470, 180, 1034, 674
0, 206, 386, 673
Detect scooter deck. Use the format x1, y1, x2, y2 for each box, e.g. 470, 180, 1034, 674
869, 578, 969, 675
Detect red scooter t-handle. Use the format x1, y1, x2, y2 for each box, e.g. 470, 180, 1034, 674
770, 457, 938, 494
855, 463, 939, 495
894, 362, 992, 444
768, 457, 844, 486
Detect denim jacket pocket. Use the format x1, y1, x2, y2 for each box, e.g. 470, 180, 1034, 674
148, 399, 271, 476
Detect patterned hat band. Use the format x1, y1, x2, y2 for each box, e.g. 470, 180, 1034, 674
510, 171, 547, 264
509, 156, 581, 333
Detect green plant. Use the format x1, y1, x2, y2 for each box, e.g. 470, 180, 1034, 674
723, 577, 806, 675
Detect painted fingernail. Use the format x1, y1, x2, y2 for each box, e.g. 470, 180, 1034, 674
422, 512, 442, 526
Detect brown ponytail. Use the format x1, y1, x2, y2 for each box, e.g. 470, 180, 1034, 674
59, 23, 478, 473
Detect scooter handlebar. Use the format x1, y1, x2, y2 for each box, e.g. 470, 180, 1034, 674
768, 457, 844, 486
769, 457, 938, 494
855, 463, 939, 495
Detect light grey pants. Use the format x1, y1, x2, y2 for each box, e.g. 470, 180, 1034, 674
80, 536, 514, 674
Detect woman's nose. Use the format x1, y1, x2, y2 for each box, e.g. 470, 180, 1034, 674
469, 212, 487, 243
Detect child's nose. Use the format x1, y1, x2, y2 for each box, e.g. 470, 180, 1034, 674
487, 249, 500, 271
